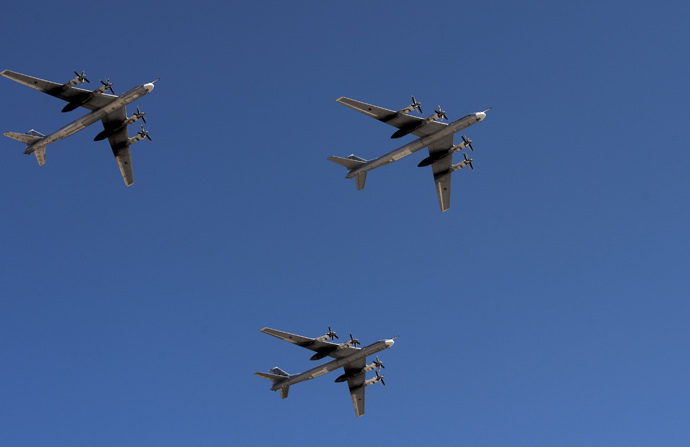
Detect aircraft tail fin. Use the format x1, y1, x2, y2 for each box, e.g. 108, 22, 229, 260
328, 154, 368, 190
254, 367, 291, 399
4, 129, 46, 166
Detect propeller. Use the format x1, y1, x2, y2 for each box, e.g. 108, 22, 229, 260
461, 135, 474, 152
73, 70, 90, 84
464, 152, 474, 171
375, 370, 385, 386
411, 95, 422, 114
100, 79, 115, 94
134, 106, 147, 124
349, 333, 360, 348
435, 105, 447, 121
138, 125, 152, 141
326, 326, 339, 340
373, 356, 385, 370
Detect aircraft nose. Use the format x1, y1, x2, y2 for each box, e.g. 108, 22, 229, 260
144, 83, 155, 93
476, 112, 486, 121
385, 339, 395, 347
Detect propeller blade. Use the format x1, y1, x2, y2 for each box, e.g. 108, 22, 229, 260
136, 106, 147, 124
374, 356, 385, 370
74, 70, 90, 84
411, 95, 422, 114
463, 152, 474, 170
327, 326, 339, 340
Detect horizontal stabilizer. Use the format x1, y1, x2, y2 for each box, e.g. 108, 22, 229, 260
3, 130, 43, 145
254, 371, 289, 382
4, 130, 46, 166
255, 369, 291, 399
327, 154, 367, 170
328, 155, 369, 190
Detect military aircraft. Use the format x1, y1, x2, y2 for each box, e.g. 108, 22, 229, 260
328, 96, 489, 212
1, 70, 157, 186
255, 327, 395, 417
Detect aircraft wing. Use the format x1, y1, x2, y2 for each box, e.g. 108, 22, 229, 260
102, 107, 134, 186
337, 97, 447, 137
260, 328, 359, 359
1, 70, 117, 111
344, 357, 367, 417
428, 135, 455, 212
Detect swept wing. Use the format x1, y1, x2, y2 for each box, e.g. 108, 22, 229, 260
427, 135, 455, 212
336, 97, 447, 137
0, 70, 117, 110
101, 108, 134, 186
260, 327, 359, 359
344, 357, 367, 417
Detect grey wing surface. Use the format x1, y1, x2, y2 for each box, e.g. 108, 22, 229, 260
102, 107, 134, 186
344, 357, 367, 417
336, 97, 447, 137
1, 70, 117, 110
260, 328, 358, 359
428, 135, 455, 212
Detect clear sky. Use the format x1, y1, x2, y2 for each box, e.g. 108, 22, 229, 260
1, 0, 689, 445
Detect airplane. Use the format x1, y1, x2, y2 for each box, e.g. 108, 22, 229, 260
255, 327, 395, 417
328, 96, 489, 212
1, 69, 157, 186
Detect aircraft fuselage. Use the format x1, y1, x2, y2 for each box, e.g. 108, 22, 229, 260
346, 112, 486, 178
270, 339, 394, 391
25, 83, 154, 154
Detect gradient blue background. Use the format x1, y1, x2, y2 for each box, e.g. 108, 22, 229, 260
1, 1, 689, 445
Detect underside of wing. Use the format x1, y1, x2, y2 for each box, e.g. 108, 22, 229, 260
102, 107, 134, 186
260, 328, 359, 359
1, 70, 117, 110
428, 136, 455, 212
345, 358, 367, 417
336, 97, 446, 137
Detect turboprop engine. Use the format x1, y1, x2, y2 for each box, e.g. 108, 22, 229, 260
126, 125, 152, 145
64, 70, 91, 88
364, 370, 385, 387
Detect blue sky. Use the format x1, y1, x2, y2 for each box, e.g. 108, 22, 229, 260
1, 0, 689, 445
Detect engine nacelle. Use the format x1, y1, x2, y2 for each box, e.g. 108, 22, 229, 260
364, 375, 383, 387
127, 133, 147, 145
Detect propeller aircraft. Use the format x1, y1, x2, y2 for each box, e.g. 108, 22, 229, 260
1, 69, 157, 186
328, 96, 489, 212
255, 327, 395, 417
